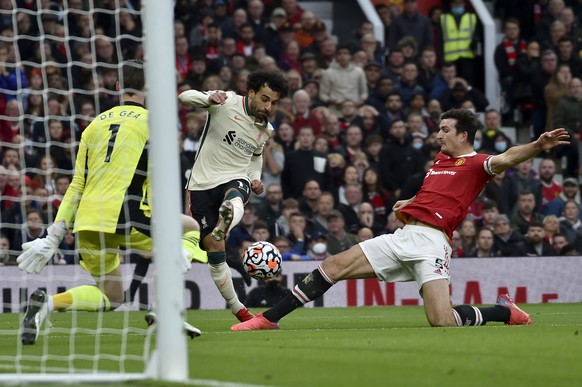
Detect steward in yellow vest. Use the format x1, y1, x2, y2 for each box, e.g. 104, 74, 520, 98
441, 12, 477, 62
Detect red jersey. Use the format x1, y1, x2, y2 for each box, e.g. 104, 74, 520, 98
541, 180, 562, 208
399, 152, 494, 240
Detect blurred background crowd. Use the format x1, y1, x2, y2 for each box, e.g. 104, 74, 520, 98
2, 0, 582, 268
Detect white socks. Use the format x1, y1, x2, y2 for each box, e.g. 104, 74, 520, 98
209, 261, 244, 314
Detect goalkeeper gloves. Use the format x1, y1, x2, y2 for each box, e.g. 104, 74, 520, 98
181, 247, 193, 273
17, 222, 67, 274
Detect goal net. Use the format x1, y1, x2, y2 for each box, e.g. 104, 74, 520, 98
0, 0, 186, 382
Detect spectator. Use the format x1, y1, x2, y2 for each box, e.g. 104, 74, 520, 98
465, 227, 497, 257
558, 199, 582, 244
282, 0, 304, 28
510, 191, 545, 236
298, 179, 322, 219
439, 0, 480, 85
325, 210, 357, 255
438, 78, 489, 112
12, 208, 48, 254
547, 176, 580, 217
492, 214, 526, 256
541, 20, 566, 53
286, 212, 310, 254
273, 235, 309, 261
311, 191, 334, 234
504, 159, 543, 215
417, 47, 443, 100
263, 7, 287, 60
545, 63, 572, 132
542, 214, 560, 246
291, 89, 322, 135
0, 42, 28, 111
384, 48, 405, 81
476, 199, 500, 230
354, 202, 384, 236
274, 121, 296, 154
556, 36, 581, 77
360, 33, 383, 65
274, 198, 299, 238
394, 61, 426, 108
306, 230, 330, 260
250, 220, 271, 244
552, 233, 569, 254
257, 183, 284, 238
379, 119, 425, 199
361, 167, 390, 224
494, 18, 527, 124
319, 45, 368, 110
294, 11, 318, 49
336, 183, 363, 232
537, 158, 562, 211
531, 49, 558, 138
553, 77, 582, 177
364, 134, 383, 170
281, 125, 332, 198
0, 233, 11, 265
382, 92, 406, 133
389, 0, 432, 51
458, 219, 477, 255
513, 39, 540, 119
522, 221, 558, 256
480, 109, 512, 155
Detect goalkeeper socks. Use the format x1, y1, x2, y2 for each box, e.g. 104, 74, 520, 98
452, 305, 510, 326
127, 256, 150, 303
182, 230, 207, 263
207, 252, 245, 314
263, 266, 334, 322
53, 285, 111, 312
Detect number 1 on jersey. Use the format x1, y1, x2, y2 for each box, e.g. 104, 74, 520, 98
105, 124, 120, 162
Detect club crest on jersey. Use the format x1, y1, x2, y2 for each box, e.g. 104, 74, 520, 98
455, 158, 466, 166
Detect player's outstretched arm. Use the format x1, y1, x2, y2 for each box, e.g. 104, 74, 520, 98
489, 128, 570, 174
17, 137, 90, 274
178, 89, 228, 108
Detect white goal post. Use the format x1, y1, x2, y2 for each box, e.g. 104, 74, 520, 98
0, 0, 187, 383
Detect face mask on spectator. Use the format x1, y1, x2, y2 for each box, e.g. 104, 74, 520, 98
412, 142, 423, 150
451, 6, 465, 15
494, 141, 507, 153
312, 242, 327, 254
474, 140, 481, 150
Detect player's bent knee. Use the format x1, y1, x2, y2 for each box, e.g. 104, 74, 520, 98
426, 312, 456, 327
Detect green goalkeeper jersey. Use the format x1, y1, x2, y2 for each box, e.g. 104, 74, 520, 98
55, 102, 150, 233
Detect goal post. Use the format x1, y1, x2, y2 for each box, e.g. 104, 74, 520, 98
143, 0, 188, 381
0, 0, 187, 383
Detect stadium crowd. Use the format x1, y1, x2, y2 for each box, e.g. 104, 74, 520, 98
2, 0, 582, 268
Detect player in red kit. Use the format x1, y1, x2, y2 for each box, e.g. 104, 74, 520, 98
232, 109, 570, 330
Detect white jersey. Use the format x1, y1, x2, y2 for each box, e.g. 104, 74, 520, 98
179, 90, 273, 190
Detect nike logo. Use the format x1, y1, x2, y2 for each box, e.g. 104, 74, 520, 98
234, 115, 243, 121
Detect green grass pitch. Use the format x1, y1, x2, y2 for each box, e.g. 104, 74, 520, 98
1, 303, 581, 387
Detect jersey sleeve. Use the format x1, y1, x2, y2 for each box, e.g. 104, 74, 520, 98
178, 89, 227, 111
54, 132, 89, 228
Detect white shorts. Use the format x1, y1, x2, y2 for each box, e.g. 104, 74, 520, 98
360, 225, 452, 289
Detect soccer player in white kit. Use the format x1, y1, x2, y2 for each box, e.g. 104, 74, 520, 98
178, 70, 289, 322
232, 108, 570, 330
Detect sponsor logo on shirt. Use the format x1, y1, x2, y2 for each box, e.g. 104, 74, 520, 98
223, 130, 236, 145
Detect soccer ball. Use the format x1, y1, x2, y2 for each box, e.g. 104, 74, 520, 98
243, 241, 282, 280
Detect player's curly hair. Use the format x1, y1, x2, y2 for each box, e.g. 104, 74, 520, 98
440, 108, 482, 144
247, 70, 289, 99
